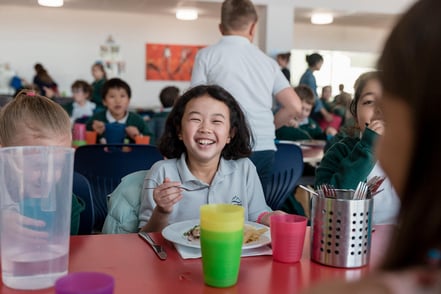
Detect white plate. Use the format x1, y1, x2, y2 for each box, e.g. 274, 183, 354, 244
162, 219, 271, 250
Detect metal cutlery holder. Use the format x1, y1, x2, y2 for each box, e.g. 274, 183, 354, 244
310, 190, 373, 268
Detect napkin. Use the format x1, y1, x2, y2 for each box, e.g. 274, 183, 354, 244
174, 243, 273, 259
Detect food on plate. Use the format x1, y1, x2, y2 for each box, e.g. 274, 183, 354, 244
243, 224, 268, 244
184, 225, 200, 241
183, 223, 268, 244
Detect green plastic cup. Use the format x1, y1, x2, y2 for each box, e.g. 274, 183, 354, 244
200, 204, 244, 288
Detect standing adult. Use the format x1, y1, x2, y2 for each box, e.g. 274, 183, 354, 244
33, 63, 59, 97
299, 53, 333, 123
276, 52, 291, 82
191, 0, 301, 194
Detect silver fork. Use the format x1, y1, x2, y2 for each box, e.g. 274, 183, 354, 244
144, 178, 209, 192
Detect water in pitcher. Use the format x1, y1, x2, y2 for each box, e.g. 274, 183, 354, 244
2, 244, 68, 290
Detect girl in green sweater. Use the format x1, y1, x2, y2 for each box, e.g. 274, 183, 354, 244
315, 71, 400, 225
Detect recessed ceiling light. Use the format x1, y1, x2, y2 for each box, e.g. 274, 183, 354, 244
311, 13, 334, 25
176, 9, 198, 21
38, 0, 63, 7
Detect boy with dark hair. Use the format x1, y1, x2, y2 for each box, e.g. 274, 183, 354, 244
86, 78, 152, 143
151, 86, 180, 144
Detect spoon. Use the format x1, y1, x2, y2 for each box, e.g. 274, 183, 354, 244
298, 185, 318, 196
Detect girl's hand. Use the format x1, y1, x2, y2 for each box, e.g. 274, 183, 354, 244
3, 210, 49, 244
366, 120, 385, 136
92, 120, 105, 135
325, 126, 338, 136
125, 126, 140, 140
152, 178, 183, 214
260, 210, 286, 226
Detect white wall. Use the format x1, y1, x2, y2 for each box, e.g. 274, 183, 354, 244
0, 6, 220, 108
0, 5, 390, 108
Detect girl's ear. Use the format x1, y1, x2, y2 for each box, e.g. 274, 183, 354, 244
227, 128, 236, 143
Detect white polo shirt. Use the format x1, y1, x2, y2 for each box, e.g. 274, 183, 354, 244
191, 36, 290, 152
138, 153, 271, 228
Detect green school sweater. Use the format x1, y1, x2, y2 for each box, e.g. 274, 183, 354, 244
315, 128, 378, 189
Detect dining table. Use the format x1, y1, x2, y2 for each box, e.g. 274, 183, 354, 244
0, 225, 394, 294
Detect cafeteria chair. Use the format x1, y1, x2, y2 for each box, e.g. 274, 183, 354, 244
74, 144, 163, 231
0, 94, 13, 108
73, 171, 95, 235
265, 142, 304, 210
102, 170, 148, 234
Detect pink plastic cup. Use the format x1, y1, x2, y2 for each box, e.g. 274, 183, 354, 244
55, 272, 114, 294
270, 214, 308, 263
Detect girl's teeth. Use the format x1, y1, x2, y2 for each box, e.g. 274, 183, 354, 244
198, 139, 213, 145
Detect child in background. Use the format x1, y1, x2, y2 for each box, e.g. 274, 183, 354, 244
304, 1, 441, 292
139, 85, 282, 232
315, 71, 400, 225
90, 62, 107, 111
64, 80, 96, 124
0, 90, 84, 235
33, 63, 59, 97
332, 91, 352, 126
150, 85, 180, 144
86, 78, 152, 144
319, 85, 333, 112
276, 85, 337, 141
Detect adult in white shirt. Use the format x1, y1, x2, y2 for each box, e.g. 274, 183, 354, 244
191, 0, 301, 194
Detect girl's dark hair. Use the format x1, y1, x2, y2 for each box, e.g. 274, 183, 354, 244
92, 62, 107, 80
305, 53, 323, 67
102, 78, 131, 100
377, 0, 441, 271
34, 63, 55, 85
158, 85, 253, 160
71, 80, 93, 96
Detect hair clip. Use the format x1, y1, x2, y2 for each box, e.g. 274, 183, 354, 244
27, 91, 36, 97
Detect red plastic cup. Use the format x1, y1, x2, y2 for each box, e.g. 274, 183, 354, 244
270, 214, 307, 263
85, 131, 97, 145
55, 272, 114, 294
135, 135, 150, 144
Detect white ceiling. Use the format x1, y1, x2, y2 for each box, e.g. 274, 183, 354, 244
1, 0, 400, 29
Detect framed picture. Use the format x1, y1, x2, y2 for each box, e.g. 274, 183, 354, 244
146, 43, 205, 81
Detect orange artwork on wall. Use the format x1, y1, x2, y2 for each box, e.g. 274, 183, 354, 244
146, 43, 205, 81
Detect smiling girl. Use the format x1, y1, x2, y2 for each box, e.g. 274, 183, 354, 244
315, 71, 400, 225
139, 85, 280, 232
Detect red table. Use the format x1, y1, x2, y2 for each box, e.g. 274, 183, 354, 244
0, 225, 393, 294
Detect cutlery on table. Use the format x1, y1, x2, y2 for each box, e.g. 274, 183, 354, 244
143, 185, 208, 192
138, 231, 167, 260
298, 185, 318, 196
144, 178, 209, 192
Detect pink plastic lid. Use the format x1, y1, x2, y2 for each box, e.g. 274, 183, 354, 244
55, 272, 114, 294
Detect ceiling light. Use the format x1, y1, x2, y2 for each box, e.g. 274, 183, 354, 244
311, 13, 333, 25
176, 9, 198, 21
38, 0, 64, 7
